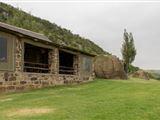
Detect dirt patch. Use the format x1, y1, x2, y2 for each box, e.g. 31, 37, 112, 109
7, 108, 54, 117
0, 98, 13, 102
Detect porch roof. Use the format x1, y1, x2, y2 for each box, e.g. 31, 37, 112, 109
0, 22, 96, 57
0, 22, 52, 43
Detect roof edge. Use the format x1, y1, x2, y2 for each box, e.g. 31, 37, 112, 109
0, 22, 96, 57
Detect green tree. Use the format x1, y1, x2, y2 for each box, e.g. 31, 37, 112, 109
121, 29, 137, 73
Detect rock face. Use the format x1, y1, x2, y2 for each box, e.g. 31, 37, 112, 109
94, 55, 127, 79
131, 70, 150, 80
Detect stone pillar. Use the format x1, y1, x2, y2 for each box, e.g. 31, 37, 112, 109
77, 55, 81, 82
73, 55, 77, 75
14, 38, 24, 84
49, 48, 59, 75
73, 54, 80, 76
15, 38, 23, 72
91, 58, 95, 79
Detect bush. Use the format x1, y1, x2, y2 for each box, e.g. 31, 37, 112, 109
128, 65, 139, 73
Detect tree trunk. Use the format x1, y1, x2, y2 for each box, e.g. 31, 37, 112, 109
124, 63, 129, 74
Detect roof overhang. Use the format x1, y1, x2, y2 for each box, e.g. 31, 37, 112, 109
0, 22, 52, 43
0, 22, 96, 57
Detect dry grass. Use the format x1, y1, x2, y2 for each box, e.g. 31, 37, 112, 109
0, 98, 13, 102
6, 108, 54, 117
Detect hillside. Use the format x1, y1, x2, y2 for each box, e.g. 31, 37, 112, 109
0, 2, 108, 55
146, 70, 160, 80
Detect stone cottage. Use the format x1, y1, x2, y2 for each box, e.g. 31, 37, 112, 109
0, 22, 95, 92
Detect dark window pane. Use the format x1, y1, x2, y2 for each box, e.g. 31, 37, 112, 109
0, 37, 7, 62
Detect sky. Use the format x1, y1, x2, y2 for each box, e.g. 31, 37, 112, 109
3, 1, 160, 69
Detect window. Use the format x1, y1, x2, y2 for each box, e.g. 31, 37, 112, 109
59, 50, 75, 75
0, 37, 7, 62
24, 43, 49, 73
82, 57, 92, 72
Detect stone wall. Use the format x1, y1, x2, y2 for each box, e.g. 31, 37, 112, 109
0, 72, 93, 93
0, 37, 94, 93
0, 73, 77, 92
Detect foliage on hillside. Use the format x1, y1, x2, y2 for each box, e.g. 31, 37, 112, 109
147, 70, 160, 80
0, 2, 107, 55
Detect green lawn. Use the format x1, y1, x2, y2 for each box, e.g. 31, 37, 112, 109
1, 78, 160, 120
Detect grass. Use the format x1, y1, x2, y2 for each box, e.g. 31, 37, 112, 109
1, 78, 160, 120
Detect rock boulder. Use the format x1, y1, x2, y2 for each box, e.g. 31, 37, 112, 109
131, 70, 150, 80
94, 55, 127, 79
